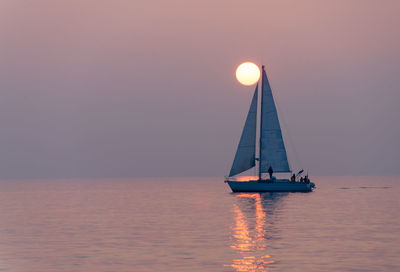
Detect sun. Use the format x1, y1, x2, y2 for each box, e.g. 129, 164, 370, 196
235, 62, 260, 86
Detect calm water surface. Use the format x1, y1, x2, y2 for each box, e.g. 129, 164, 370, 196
0, 176, 399, 272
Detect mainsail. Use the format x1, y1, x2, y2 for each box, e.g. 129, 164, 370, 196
259, 67, 291, 173
229, 86, 258, 177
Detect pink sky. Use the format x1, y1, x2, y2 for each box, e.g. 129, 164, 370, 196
0, 0, 399, 178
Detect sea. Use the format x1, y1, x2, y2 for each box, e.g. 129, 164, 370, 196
0, 176, 399, 272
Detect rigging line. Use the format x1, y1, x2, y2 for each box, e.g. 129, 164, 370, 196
273, 89, 303, 172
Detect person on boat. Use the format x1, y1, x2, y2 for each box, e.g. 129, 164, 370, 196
300, 176, 304, 182
290, 173, 296, 182
268, 166, 273, 179
304, 175, 310, 184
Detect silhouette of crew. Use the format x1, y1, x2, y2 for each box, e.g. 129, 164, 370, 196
268, 166, 273, 179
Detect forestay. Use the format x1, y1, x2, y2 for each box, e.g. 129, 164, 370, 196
229, 86, 258, 177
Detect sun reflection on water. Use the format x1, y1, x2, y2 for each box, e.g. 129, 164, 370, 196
225, 193, 284, 272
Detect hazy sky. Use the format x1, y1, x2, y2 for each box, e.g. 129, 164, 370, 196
0, 0, 399, 179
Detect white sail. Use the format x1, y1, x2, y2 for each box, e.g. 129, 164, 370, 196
229, 86, 258, 177
260, 67, 290, 173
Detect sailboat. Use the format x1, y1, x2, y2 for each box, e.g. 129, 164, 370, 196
225, 65, 315, 192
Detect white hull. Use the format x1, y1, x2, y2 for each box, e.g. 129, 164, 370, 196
226, 179, 313, 192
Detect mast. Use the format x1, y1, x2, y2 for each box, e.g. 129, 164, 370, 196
259, 65, 264, 181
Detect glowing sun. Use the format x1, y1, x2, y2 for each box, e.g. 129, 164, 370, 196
235, 62, 260, 86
